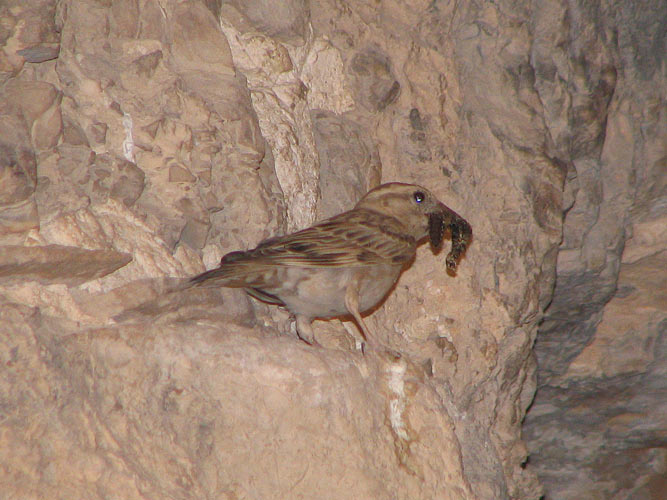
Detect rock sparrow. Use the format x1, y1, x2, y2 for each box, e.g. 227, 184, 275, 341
189, 182, 472, 349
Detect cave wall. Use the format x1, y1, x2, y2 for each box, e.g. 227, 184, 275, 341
0, 1, 664, 499
525, 1, 666, 498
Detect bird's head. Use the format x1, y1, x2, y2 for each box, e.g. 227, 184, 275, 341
355, 182, 473, 273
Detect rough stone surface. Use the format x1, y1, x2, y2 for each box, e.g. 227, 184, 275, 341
524, 0, 667, 498
0, 1, 663, 499
0, 245, 131, 285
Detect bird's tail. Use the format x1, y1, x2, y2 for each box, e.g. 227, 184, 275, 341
187, 251, 257, 289
188, 266, 236, 287
113, 251, 256, 323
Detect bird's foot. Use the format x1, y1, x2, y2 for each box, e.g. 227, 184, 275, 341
295, 315, 320, 346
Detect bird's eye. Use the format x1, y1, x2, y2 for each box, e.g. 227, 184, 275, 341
414, 191, 425, 203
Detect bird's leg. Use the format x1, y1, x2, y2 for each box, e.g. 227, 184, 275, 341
295, 315, 317, 345
344, 277, 378, 351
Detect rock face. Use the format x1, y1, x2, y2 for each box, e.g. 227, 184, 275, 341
0, 1, 663, 499
524, 1, 667, 498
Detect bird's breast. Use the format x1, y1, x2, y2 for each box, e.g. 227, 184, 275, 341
261, 264, 403, 319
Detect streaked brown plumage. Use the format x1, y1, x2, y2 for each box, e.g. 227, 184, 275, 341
190, 182, 472, 349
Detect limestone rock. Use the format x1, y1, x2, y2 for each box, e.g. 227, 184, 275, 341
0, 0, 663, 499
1, 304, 475, 499
0, 0, 59, 81
0, 245, 131, 285
526, 0, 667, 498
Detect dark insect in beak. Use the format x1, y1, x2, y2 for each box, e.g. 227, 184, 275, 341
445, 217, 472, 274
428, 213, 446, 249
429, 208, 473, 275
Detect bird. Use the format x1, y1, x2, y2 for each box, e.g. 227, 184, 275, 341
188, 182, 472, 350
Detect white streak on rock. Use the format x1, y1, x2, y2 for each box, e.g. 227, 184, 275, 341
388, 360, 409, 441
122, 112, 135, 162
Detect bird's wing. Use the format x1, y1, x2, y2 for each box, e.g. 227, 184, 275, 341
246, 209, 417, 268
188, 209, 417, 289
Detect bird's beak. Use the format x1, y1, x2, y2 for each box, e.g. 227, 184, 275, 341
428, 203, 473, 275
